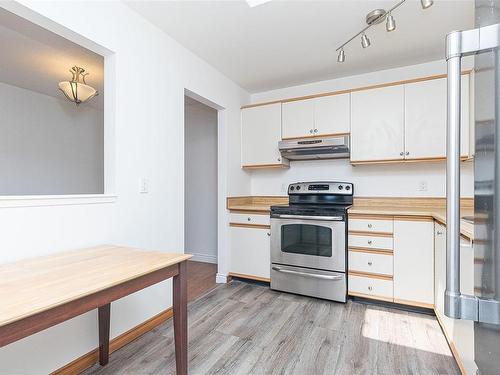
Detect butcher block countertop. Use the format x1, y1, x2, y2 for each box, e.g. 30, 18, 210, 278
227, 196, 474, 240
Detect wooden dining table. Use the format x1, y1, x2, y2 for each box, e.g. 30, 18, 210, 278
0, 245, 192, 374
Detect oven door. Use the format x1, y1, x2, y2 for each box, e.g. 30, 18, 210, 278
270, 215, 345, 272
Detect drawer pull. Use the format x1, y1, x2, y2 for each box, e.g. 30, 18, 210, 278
368, 240, 373, 245
367, 261, 373, 266
247, 217, 251, 221
267, 232, 271, 237
368, 286, 373, 291
367, 224, 372, 228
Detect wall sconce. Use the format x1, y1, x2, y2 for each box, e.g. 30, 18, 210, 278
58, 66, 98, 105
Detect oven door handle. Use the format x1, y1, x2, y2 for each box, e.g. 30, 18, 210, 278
271, 266, 343, 280
275, 214, 343, 221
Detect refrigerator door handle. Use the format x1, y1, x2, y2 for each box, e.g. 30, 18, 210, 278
445, 23, 500, 324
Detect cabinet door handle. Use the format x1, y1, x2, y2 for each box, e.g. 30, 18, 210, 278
368, 240, 373, 245
267, 232, 271, 237
367, 224, 373, 229
368, 286, 373, 291
400, 152, 404, 156
314, 129, 318, 133
437, 230, 443, 235
247, 217, 251, 221
406, 151, 410, 156
277, 157, 281, 162
368, 261, 373, 266
309, 129, 313, 134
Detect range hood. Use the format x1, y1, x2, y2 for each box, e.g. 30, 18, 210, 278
278, 135, 350, 160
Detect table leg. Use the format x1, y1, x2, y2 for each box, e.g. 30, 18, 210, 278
98, 303, 110, 366
173, 261, 188, 375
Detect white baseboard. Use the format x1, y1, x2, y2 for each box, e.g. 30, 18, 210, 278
190, 252, 217, 264
216, 273, 228, 284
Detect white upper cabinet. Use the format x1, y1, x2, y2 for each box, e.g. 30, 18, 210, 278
404, 76, 470, 159
313, 94, 350, 136
241, 103, 288, 168
282, 99, 315, 139
350, 85, 405, 162
282, 94, 350, 139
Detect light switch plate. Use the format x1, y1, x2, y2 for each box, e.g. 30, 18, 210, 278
140, 178, 149, 194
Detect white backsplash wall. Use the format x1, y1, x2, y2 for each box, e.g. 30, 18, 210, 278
250, 159, 474, 197
249, 59, 475, 198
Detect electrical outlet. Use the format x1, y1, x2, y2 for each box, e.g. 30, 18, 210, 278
140, 178, 149, 194
418, 181, 428, 192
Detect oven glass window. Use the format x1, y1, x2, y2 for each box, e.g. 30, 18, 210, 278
281, 224, 332, 257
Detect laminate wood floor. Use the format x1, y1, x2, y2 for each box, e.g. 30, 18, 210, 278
84, 281, 459, 375
186, 260, 217, 302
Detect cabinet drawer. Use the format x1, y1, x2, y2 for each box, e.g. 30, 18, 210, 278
229, 213, 270, 226
348, 251, 393, 276
348, 274, 393, 300
348, 234, 393, 250
349, 218, 393, 234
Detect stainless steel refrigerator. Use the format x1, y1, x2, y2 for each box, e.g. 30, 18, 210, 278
445, 1, 500, 374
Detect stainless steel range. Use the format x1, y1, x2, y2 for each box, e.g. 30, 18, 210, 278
270, 181, 353, 302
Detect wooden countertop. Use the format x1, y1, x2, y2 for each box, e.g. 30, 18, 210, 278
0, 245, 192, 327
349, 206, 474, 240
227, 196, 474, 239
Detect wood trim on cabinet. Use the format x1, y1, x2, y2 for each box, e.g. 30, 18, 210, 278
51, 308, 173, 375
393, 298, 434, 309
349, 245, 393, 253
242, 163, 289, 170
229, 209, 271, 215
241, 70, 472, 109
434, 311, 468, 375
348, 291, 394, 303
348, 270, 393, 281
281, 132, 350, 141
393, 215, 434, 222
348, 247, 394, 255
229, 223, 271, 229
348, 213, 394, 220
228, 272, 271, 283
351, 156, 469, 166
348, 230, 393, 238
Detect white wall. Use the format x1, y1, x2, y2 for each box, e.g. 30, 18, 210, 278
250, 59, 474, 198
0, 81, 104, 195
185, 99, 218, 263
0, 1, 250, 373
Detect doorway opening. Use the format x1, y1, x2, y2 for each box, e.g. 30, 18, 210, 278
184, 93, 219, 301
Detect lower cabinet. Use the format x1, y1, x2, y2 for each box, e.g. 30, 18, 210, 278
434, 223, 477, 375
393, 219, 434, 306
229, 225, 270, 280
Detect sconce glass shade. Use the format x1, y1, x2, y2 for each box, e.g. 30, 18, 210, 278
58, 66, 98, 105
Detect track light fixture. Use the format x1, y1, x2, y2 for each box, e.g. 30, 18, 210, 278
335, 0, 434, 63
361, 33, 371, 48
337, 49, 345, 63
386, 13, 396, 32
420, 0, 434, 9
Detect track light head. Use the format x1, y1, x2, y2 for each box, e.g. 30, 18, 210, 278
420, 0, 433, 9
386, 13, 396, 32
337, 49, 345, 63
361, 33, 371, 48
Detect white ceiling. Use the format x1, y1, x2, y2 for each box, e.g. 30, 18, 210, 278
126, 0, 474, 93
0, 8, 104, 108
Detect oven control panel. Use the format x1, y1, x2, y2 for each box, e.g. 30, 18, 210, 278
288, 182, 353, 195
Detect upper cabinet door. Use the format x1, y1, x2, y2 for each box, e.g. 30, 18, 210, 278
241, 103, 285, 167
404, 75, 470, 159
282, 99, 314, 139
404, 78, 447, 159
313, 93, 350, 136
350, 85, 405, 162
